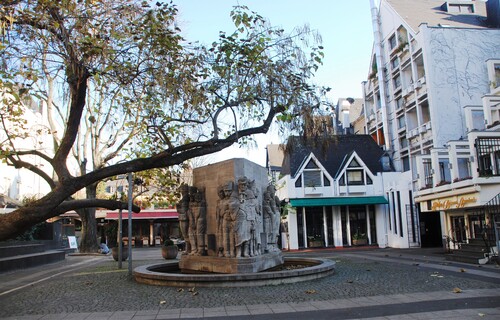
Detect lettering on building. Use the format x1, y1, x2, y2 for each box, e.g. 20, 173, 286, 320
431, 196, 477, 211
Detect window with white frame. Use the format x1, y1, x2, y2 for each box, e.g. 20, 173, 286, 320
389, 34, 397, 50
339, 158, 373, 186
495, 63, 500, 88
486, 60, 500, 89
456, 158, 472, 180
438, 158, 451, 183
476, 137, 500, 176
296, 159, 331, 188
393, 75, 401, 90
423, 159, 433, 188
447, 3, 474, 13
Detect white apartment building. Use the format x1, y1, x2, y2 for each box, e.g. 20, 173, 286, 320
0, 91, 54, 212
362, 0, 500, 249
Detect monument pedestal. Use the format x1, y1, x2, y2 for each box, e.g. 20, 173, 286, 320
179, 252, 284, 274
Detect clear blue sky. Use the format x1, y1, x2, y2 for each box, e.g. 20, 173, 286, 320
175, 0, 374, 101
173, 0, 375, 165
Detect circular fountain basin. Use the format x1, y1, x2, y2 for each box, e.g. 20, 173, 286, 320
134, 257, 335, 287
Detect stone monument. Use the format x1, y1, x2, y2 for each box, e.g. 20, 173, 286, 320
178, 158, 283, 273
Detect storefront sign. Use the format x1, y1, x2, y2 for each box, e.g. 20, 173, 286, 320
431, 195, 477, 211
68, 236, 78, 249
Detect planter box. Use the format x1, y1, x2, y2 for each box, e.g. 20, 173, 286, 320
308, 240, 324, 248
352, 239, 367, 246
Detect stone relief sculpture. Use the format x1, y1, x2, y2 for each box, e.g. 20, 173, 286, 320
178, 176, 280, 259
185, 186, 207, 256
265, 184, 281, 252
176, 184, 191, 254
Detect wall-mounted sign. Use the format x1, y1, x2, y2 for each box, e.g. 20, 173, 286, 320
431, 194, 478, 211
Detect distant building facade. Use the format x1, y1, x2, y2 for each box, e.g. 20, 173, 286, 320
361, 0, 500, 250
270, 135, 418, 250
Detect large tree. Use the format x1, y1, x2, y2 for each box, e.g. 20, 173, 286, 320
0, 0, 327, 241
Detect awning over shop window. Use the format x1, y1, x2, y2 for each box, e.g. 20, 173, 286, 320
106, 210, 178, 220
290, 196, 388, 207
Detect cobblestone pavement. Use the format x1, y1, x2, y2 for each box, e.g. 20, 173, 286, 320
0, 247, 499, 319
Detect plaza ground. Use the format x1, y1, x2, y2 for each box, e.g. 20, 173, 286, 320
0, 246, 499, 319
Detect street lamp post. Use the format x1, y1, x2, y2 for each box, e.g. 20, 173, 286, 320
118, 208, 123, 269
127, 172, 133, 277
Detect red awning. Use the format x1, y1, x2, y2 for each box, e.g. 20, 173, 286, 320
106, 210, 178, 220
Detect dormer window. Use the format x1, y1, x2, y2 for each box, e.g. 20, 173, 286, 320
303, 159, 321, 187
448, 3, 474, 13
294, 157, 332, 188
338, 157, 374, 186
442, 2, 474, 13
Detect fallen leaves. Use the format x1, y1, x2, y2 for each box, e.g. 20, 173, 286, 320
453, 287, 462, 293
430, 271, 444, 278
305, 289, 316, 294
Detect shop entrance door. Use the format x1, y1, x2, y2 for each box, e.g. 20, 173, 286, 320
451, 216, 466, 243
420, 211, 442, 247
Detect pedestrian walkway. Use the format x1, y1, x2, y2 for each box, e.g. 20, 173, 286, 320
0, 247, 499, 319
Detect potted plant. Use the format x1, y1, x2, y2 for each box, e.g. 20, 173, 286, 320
352, 232, 368, 246
161, 239, 178, 259
105, 221, 128, 261
111, 243, 129, 261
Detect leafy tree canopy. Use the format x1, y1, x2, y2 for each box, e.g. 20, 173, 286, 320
0, 0, 327, 240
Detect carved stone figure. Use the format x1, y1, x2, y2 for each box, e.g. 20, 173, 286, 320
233, 177, 250, 257
215, 185, 226, 257
176, 184, 191, 254
178, 159, 284, 274
263, 190, 274, 252
185, 186, 208, 256
180, 176, 279, 260
194, 187, 207, 255
265, 184, 281, 252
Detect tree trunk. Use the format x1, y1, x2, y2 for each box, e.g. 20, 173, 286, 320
77, 183, 99, 253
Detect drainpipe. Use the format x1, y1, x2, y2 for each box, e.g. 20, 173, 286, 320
370, 0, 391, 150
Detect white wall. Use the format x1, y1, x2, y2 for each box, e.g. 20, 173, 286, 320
382, 171, 413, 248
421, 27, 500, 147
285, 207, 299, 250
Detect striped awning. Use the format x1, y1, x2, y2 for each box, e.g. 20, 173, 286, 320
106, 210, 178, 220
